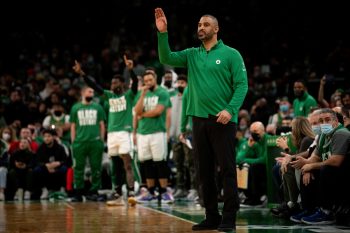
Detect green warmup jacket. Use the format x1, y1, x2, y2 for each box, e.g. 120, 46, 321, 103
236, 134, 268, 164
293, 92, 317, 117
158, 32, 248, 123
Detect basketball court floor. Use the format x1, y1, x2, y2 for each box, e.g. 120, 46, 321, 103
1, 200, 349, 233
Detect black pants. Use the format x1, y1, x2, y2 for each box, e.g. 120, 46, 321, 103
33, 165, 68, 190
192, 116, 239, 218
6, 168, 33, 200
173, 141, 196, 190
243, 163, 266, 202
300, 165, 348, 211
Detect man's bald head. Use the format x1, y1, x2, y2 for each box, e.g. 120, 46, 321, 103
250, 121, 265, 137
308, 109, 321, 126
201, 14, 219, 27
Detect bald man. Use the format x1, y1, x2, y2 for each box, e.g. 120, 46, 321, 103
236, 121, 267, 207
156, 8, 248, 232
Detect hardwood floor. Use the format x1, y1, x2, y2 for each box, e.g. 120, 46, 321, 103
1, 201, 348, 233
0, 201, 198, 233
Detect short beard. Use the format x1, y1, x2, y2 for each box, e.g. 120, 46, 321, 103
113, 87, 123, 95
197, 31, 214, 42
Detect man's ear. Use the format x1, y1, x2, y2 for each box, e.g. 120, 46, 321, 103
214, 26, 219, 33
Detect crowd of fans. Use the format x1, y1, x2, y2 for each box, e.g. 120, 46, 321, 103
1, 0, 350, 227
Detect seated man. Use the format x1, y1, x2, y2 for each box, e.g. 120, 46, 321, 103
290, 108, 350, 225
33, 129, 68, 199
236, 121, 267, 207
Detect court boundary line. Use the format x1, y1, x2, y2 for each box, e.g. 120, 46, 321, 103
64, 202, 75, 209
139, 205, 197, 225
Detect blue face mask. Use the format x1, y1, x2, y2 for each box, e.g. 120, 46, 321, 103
320, 124, 333, 134
312, 125, 321, 135
280, 104, 289, 112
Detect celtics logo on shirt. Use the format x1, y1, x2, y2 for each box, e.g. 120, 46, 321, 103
144, 96, 159, 112
109, 96, 127, 112
77, 109, 98, 125
322, 151, 331, 161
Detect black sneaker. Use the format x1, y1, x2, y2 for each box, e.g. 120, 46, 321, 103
192, 215, 222, 231
271, 203, 289, 217
86, 193, 98, 201
70, 195, 83, 202
218, 213, 236, 232
240, 198, 266, 208
217, 224, 236, 232
85, 193, 106, 202
97, 194, 107, 202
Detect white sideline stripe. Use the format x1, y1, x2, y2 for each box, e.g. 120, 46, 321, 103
64, 202, 75, 209
139, 205, 197, 224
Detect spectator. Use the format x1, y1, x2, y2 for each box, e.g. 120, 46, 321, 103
42, 103, 71, 144
6, 138, 36, 201
33, 129, 68, 200
237, 121, 267, 207
268, 96, 293, 128
293, 80, 318, 117
271, 116, 315, 219
4, 89, 29, 127
0, 134, 9, 201
8, 127, 39, 155
290, 108, 350, 225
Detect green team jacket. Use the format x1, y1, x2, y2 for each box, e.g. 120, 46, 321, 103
293, 92, 317, 117
158, 32, 248, 123
180, 87, 192, 133
236, 134, 268, 164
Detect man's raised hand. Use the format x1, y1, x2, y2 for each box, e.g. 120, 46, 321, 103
123, 55, 134, 70
155, 8, 167, 33
72, 60, 85, 76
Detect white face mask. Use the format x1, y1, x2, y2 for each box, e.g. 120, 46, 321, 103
2, 132, 11, 141
239, 125, 247, 131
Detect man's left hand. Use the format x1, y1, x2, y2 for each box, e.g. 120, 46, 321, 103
216, 110, 232, 124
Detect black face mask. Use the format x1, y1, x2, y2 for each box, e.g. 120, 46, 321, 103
54, 111, 63, 117
164, 80, 172, 89
149, 86, 155, 92
53, 110, 63, 117
178, 86, 184, 94
276, 126, 292, 135
85, 96, 93, 102
251, 133, 261, 141
294, 90, 305, 98
113, 87, 123, 95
